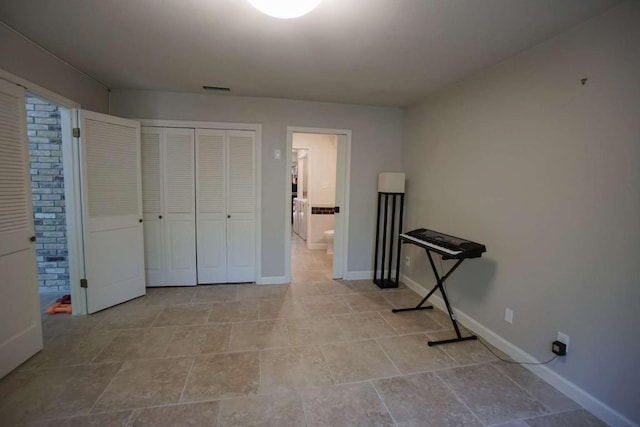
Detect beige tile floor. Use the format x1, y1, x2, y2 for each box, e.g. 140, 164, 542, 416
0, 235, 607, 426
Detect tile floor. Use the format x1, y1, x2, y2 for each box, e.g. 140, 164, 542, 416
0, 235, 607, 426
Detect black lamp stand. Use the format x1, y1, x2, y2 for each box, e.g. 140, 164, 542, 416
373, 192, 404, 289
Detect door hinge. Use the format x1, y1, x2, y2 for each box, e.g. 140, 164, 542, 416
73, 128, 80, 138
80, 278, 88, 288
334, 206, 340, 213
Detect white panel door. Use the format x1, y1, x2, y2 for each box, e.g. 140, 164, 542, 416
141, 128, 164, 285
79, 110, 145, 313
0, 80, 42, 378
226, 130, 255, 283
195, 129, 227, 284
163, 128, 196, 286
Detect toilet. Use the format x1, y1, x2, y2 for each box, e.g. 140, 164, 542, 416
324, 230, 334, 255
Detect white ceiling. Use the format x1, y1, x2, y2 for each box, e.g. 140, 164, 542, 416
0, 0, 621, 107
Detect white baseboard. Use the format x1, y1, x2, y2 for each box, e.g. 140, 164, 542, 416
341, 270, 373, 280
256, 276, 289, 285
400, 273, 637, 427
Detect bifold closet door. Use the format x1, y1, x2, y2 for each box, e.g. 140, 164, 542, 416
163, 128, 196, 285
141, 127, 196, 286
226, 130, 256, 283
195, 129, 227, 283
141, 128, 163, 285
196, 129, 256, 284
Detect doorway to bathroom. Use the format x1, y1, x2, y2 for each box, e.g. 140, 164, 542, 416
286, 127, 351, 283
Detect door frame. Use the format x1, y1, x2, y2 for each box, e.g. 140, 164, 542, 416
285, 127, 352, 282
0, 69, 88, 315
138, 119, 262, 283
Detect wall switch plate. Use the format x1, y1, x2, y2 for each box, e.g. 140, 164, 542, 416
504, 307, 514, 324
404, 256, 411, 267
557, 331, 570, 353
273, 149, 281, 160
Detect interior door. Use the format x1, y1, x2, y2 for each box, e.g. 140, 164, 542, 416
141, 127, 164, 286
196, 129, 227, 284
0, 80, 43, 378
226, 130, 256, 283
79, 110, 145, 313
163, 128, 196, 286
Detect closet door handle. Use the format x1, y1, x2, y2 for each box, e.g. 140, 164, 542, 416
139, 219, 143, 223
159, 215, 163, 219
227, 215, 231, 219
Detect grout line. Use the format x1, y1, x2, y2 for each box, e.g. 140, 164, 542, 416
487, 363, 551, 413
88, 361, 125, 414
178, 356, 197, 403
370, 380, 399, 427
317, 345, 338, 386
433, 369, 487, 426
373, 338, 403, 376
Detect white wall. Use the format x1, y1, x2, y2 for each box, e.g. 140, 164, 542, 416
0, 24, 108, 112
111, 90, 403, 278
402, 2, 639, 424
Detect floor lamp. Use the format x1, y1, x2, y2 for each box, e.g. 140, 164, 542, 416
373, 172, 405, 289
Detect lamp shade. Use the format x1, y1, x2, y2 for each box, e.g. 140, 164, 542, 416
378, 172, 405, 193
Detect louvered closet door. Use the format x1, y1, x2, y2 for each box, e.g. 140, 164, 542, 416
163, 128, 196, 286
79, 110, 145, 313
195, 129, 227, 284
226, 130, 256, 282
141, 127, 164, 286
0, 80, 42, 378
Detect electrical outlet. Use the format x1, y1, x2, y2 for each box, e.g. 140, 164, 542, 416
504, 307, 514, 324
557, 331, 570, 353
404, 256, 411, 267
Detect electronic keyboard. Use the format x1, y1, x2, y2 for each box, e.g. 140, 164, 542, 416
400, 228, 486, 259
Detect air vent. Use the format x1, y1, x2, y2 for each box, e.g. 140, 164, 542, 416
202, 85, 231, 92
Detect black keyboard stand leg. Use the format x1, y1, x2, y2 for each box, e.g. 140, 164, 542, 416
423, 251, 477, 347
391, 248, 477, 346
391, 282, 436, 312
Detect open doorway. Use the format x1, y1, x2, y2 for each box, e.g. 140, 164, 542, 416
23, 92, 83, 315
26, 94, 71, 313
286, 127, 351, 284
291, 138, 335, 282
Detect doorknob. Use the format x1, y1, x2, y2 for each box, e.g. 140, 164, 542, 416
139, 219, 143, 223
159, 215, 163, 219
227, 215, 231, 219
29, 236, 36, 242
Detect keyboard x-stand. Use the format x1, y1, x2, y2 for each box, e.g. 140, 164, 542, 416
393, 228, 487, 346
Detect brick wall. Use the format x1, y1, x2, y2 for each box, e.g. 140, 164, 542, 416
27, 95, 69, 294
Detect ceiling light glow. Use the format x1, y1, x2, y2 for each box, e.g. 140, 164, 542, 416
248, 0, 322, 19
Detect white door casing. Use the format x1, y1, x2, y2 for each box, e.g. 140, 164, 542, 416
79, 110, 146, 313
0, 80, 43, 378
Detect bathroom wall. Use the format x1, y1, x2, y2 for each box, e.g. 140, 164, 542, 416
292, 133, 337, 248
